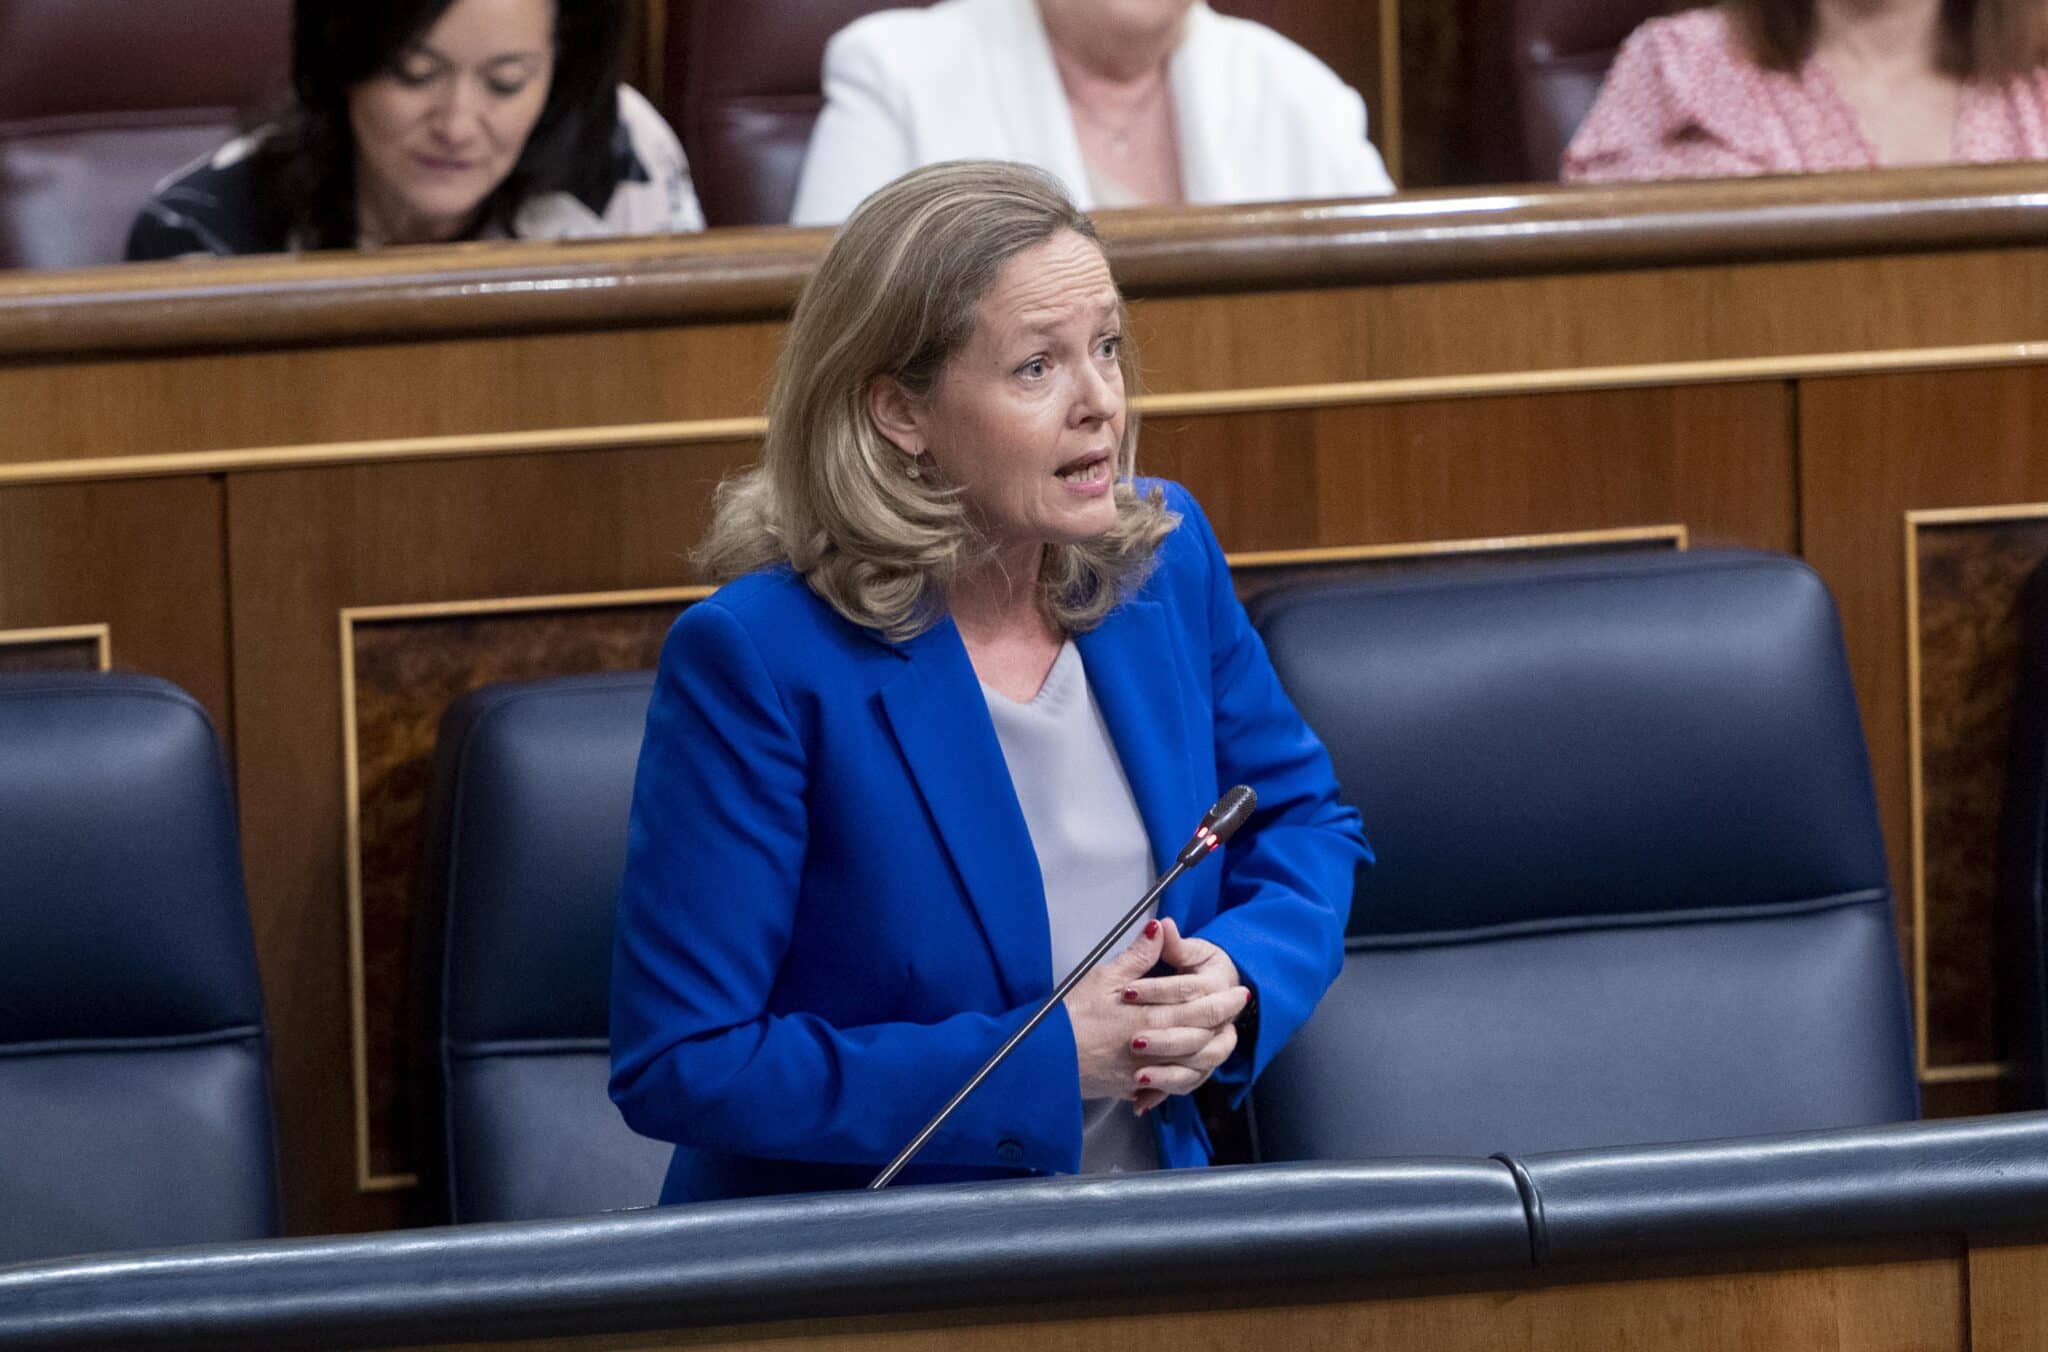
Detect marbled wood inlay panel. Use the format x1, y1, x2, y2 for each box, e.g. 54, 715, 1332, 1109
1916, 518, 2048, 1069
1231, 534, 1682, 606
351, 602, 687, 1180
0, 637, 99, 673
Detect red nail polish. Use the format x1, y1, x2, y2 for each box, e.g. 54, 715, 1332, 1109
1122, 988, 1138, 1003
1132, 1037, 1147, 1050
1138, 1073, 1151, 1086
1144, 920, 1159, 939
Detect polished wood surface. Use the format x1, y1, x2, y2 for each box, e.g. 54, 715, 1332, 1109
1967, 1236, 2048, 1352
0, 478, 229, 731
382, 1236, 2031, 1352
5, 170, 2048, 1232
4, 167, 2048, 360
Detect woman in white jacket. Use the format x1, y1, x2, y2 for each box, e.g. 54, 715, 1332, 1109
790, 0, 1394, 225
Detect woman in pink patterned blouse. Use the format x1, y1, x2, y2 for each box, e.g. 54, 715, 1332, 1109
1562, 0, 2048, 181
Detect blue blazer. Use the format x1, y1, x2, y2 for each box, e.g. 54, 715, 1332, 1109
610, 482, 1369, 1203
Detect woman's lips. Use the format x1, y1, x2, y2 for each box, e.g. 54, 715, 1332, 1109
412, 152, 475, 173
1056, 454, 1114, 494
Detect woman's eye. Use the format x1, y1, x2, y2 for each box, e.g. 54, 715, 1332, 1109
393, 62, 438, 86
1018, 357, 1049, 379
486, 77, 531, 97
1098, 335, 1123, 359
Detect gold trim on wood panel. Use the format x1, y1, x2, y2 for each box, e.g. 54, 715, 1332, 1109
340, 583, 714, 1193
1921, 1061, 2018, 1084
1227, 524, 1688, 570
5, 344, 2048, 488
1903, 501, 2048, 1086
0, 623, 111, 668
0, 416, 772, 488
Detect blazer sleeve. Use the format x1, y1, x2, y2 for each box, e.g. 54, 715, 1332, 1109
788, 22, 920, 226
1167, 486, 1371, 1104
609, 599, 1084, 1173
1326, 82, 1397, 197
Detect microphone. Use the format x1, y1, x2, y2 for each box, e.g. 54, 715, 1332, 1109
868, 785, 1258, 1190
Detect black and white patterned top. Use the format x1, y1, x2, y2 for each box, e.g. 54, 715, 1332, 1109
126, 85, 703, 260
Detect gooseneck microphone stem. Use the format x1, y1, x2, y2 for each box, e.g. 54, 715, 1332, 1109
866, 857, 1192, 1190
867, 785, 1256, 1191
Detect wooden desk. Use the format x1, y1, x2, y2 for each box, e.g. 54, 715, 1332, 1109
3, 165, 2046, 1235
304, 1236, 2048, 1351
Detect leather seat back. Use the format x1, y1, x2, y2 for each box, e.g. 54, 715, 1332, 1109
0, 0, 290, 269
420, 672, 669, 1222
0, 672, 279, 1263
670, 0, 903, 228
1249, 551, 1918, 1160
1511, 0, 1664, 177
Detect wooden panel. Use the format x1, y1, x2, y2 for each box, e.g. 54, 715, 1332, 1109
0, 478, 228, 731
1131, 248, 2048, 396
1799, 365, 2048, 1104
228, 441, 754, 1234
0, 323, 783, 469
397, 1242, 1969, 1352
1144, 383, 1796, 556
348, 596, 697, 1184
1969, 1236, 2048, 1352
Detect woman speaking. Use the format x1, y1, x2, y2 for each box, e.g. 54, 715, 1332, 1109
609, 161, 1368, 1202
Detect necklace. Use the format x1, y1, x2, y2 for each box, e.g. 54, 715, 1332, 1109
1058, 59, 1171, 155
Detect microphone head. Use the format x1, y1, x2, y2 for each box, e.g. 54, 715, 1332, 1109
1205, 785, 1257, 845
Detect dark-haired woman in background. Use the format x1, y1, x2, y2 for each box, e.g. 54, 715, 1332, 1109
127, 0, 701, 259
1563, 0, 2048, 180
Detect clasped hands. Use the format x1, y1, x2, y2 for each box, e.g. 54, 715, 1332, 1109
1063, 916, 1248, 1117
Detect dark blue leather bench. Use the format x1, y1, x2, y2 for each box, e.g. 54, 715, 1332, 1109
1250, 550, 1917, 1160
0, 673, 278, 1265
417, 672, 670, 1222
5, 1115, 2047, 1350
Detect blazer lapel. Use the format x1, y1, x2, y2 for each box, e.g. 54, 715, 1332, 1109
877, 618, 1049, 1006
979, 0, 1095, 206
1169, 4, 1232, 205
1076, 599, 1205, 932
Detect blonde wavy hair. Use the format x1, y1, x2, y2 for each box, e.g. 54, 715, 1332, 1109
697, 161, 1176, 641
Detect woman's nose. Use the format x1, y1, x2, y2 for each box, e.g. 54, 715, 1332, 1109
1073, 359, 1121, 423
427, 79, 484, 144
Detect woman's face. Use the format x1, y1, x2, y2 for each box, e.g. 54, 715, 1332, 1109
885, 230, 1128, 556
347, 0, 557, 242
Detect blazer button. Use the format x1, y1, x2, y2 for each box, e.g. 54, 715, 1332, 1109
996, 1138, 1025, 1165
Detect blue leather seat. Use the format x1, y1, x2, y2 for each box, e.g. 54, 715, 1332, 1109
419, 672, 670, 1222
0, 672, 278, 1264
1249, 550, 1918, 1160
